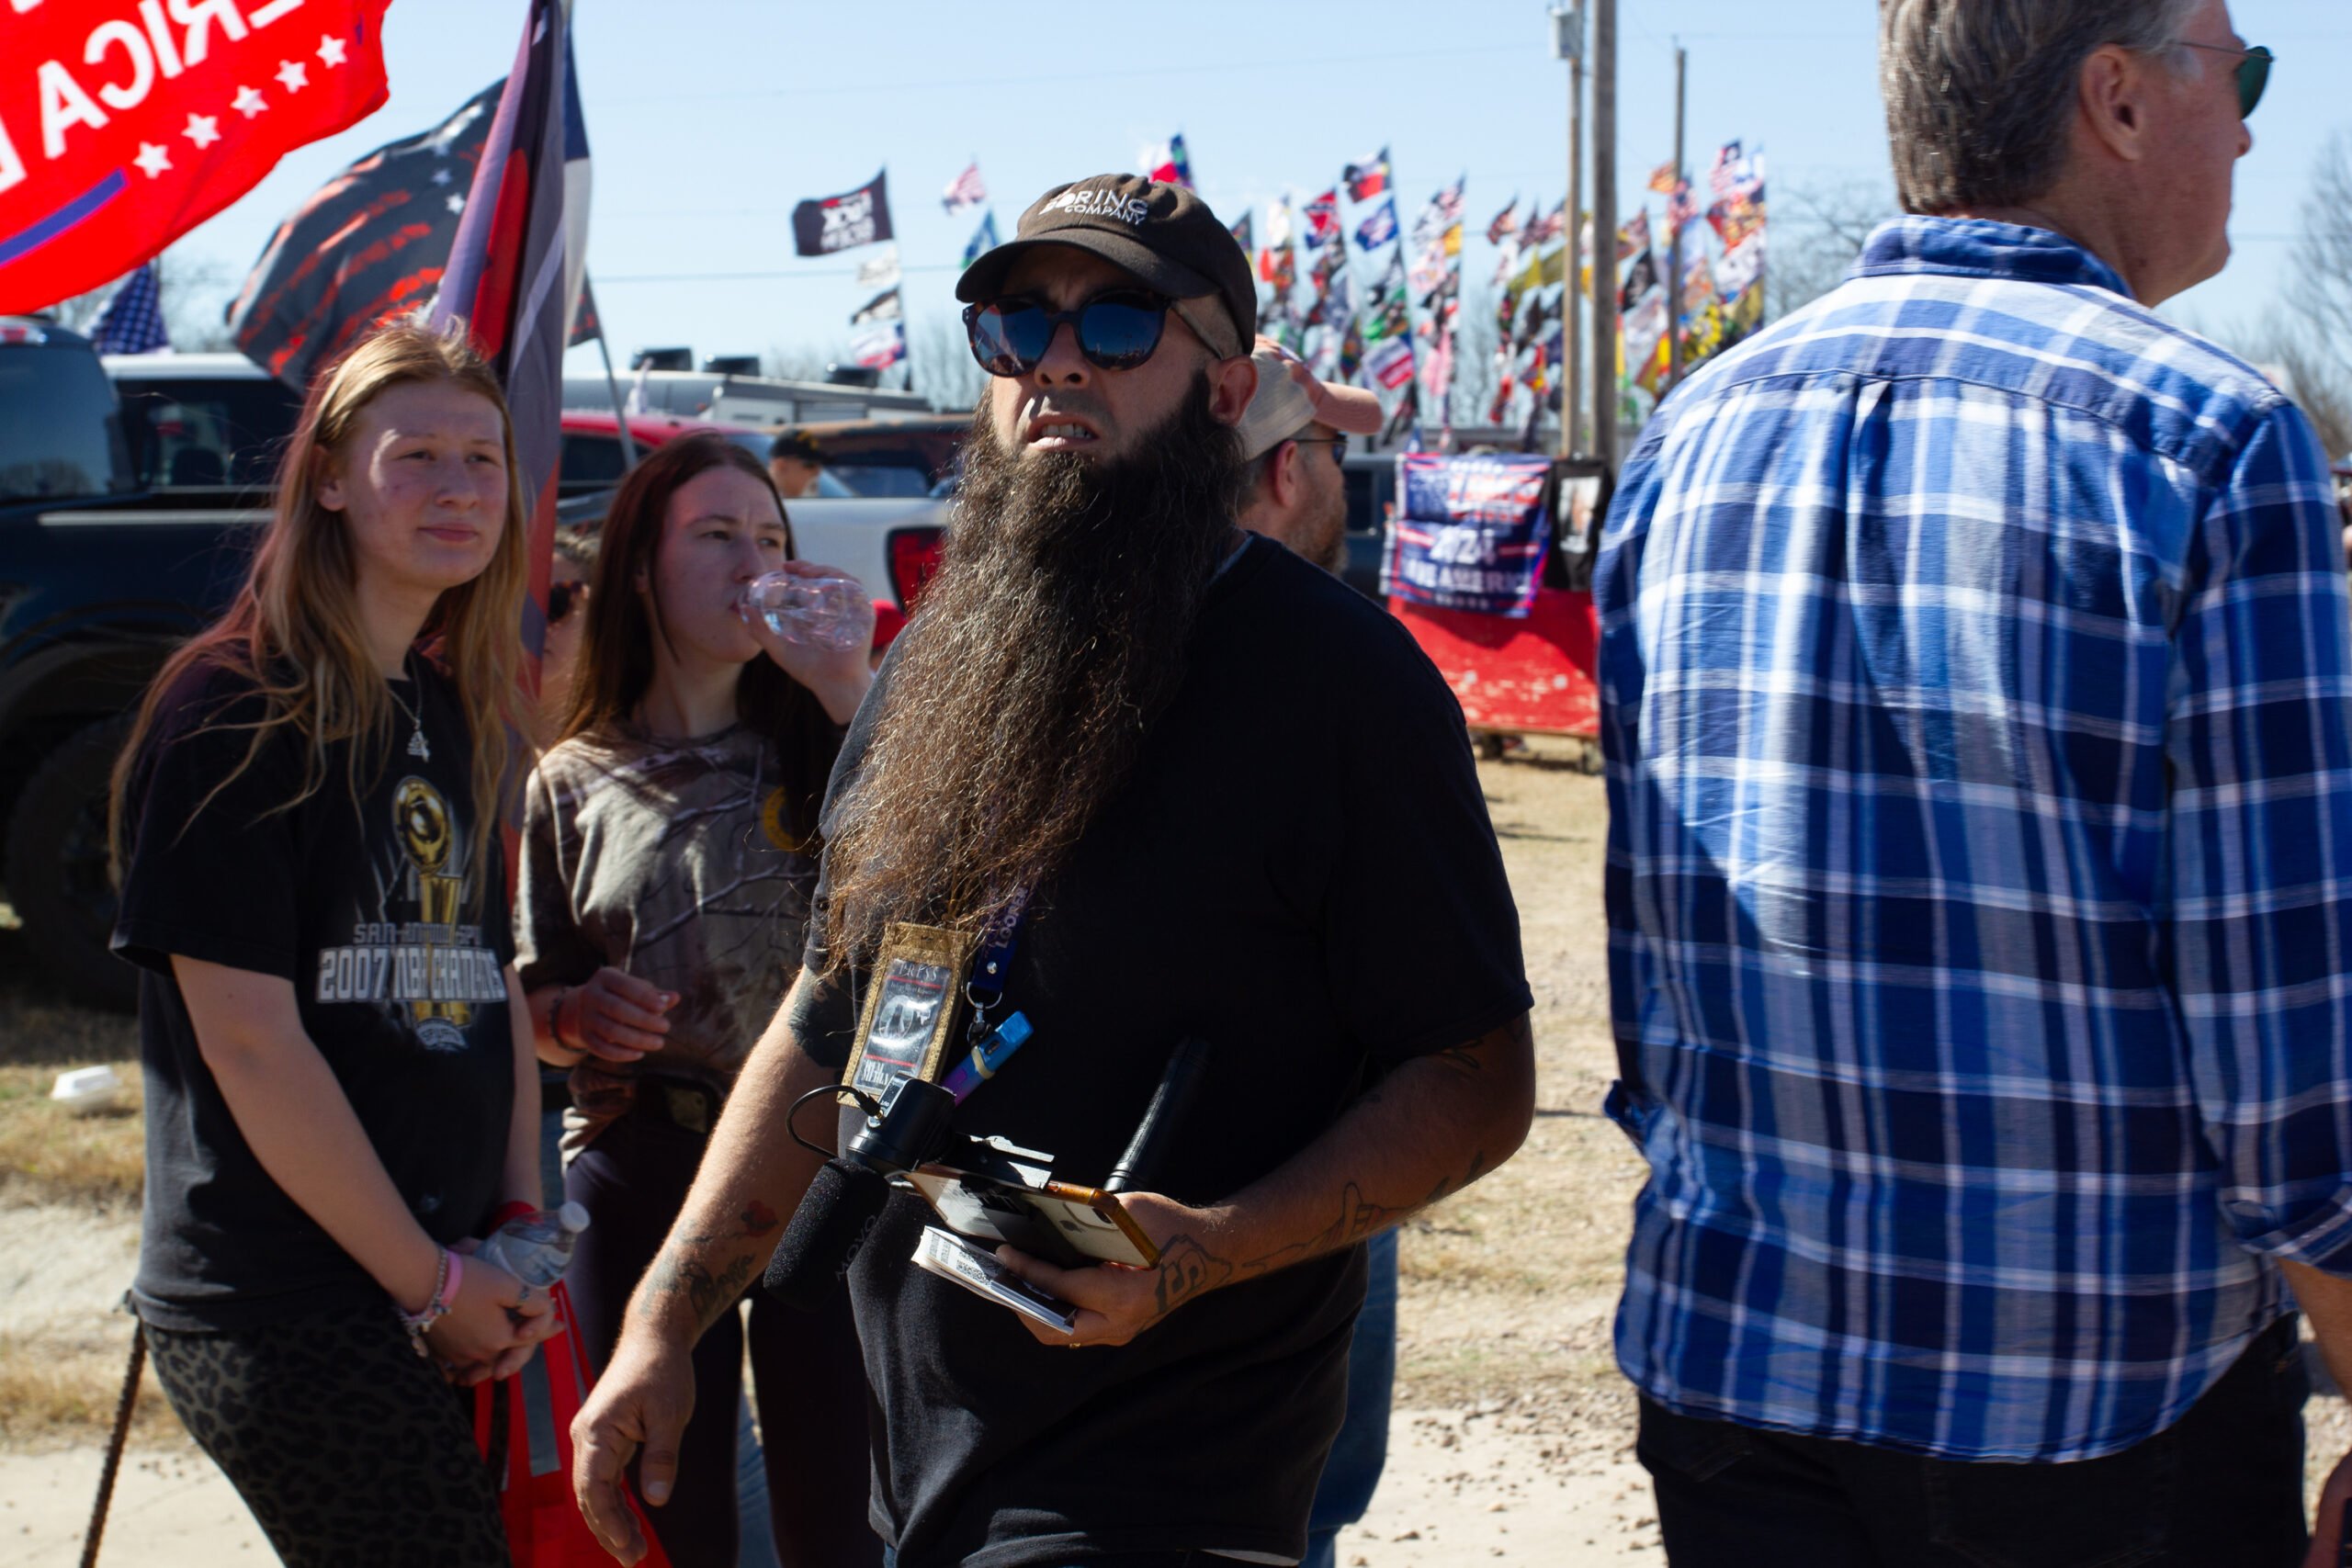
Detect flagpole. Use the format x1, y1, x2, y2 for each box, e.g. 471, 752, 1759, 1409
587, 274, 639, 471
1589, 0, 1620, 476
1555, 4, 1585, 457
1667, 43, 1687, 392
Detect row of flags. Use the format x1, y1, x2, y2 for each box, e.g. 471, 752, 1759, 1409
1218, 134, 1770, 441
1613, 140, 1768, 414
81, 87, 1766, 463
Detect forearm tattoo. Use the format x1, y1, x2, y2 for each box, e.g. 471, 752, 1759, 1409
639, 1200, 782, 1333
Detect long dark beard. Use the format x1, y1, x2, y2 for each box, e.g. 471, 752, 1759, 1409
820, 375, 1248, 964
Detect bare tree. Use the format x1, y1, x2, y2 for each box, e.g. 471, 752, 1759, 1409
903, 310, 986, 414
763, 342, 854, 383
1767, 181, 1900, 322
52, 244, 240, 351
1445, 282, 1504, 428
2225, 132, 2352, 460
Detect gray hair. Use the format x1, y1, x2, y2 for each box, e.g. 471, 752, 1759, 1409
1880, 0, 2201, 213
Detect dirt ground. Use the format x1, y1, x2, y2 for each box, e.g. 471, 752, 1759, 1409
2, 738, 2345, 1564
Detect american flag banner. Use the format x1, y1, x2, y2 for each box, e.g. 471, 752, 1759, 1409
92, 263, 170, 355
1485, 199, 1521, 248
1364, 334, 1416, 391
942, 160, 988, 214
1526, 200, 1567, 246
228, 81, 502, 388
428, 0, 585, 689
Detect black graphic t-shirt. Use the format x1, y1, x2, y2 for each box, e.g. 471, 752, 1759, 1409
114, 659, 516, 1333
794, 537, 1532, 1567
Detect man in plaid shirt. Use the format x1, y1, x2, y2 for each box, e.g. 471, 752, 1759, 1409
1600, 3, 2352, 1562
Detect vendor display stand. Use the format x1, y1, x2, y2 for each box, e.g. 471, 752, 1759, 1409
1382, 454, 1610, 744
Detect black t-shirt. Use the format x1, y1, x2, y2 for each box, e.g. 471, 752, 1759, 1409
794, 537, 1531, 1567
113, 659, 516, 1333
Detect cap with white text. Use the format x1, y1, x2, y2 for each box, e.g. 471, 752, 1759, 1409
956, 175, 1256, 358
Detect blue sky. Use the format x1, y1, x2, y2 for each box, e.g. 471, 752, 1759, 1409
155, 0, 2348, 375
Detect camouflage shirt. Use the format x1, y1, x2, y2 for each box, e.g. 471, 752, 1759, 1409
516, 721, 826, 1150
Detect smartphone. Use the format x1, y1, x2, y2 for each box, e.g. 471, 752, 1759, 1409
902, 1166, 1159, 1269
911, 1224, 1080, 1333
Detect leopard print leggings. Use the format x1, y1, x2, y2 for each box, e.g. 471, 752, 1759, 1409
144, 1304, 511, 1567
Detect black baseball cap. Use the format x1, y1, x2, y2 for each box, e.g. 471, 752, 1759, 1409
956, 175, 1256, 358
769, 429, 823, 464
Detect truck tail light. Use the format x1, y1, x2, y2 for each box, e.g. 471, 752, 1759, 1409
888, 527, 945, 611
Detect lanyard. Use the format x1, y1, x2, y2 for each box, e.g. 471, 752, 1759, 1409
964, 892, 1028, 1044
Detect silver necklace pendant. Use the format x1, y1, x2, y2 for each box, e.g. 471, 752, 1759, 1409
408, 723, 431, 761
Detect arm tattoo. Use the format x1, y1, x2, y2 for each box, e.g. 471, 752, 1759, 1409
639, 1201, 781, 1331
1150, 1235, 1237, 1318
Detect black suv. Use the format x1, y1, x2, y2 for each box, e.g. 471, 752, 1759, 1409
0, 328, 270, 1009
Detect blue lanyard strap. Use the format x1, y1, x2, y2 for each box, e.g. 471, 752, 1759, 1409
964, 893, 1028, 1039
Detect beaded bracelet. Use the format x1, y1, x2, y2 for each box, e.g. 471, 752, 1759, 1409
396, 1247, 463, 1358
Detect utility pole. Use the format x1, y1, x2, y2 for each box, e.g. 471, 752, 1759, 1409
1552, 4, 1585, 457
1589, 0, 1619, 474
1667, 43, 1687, 390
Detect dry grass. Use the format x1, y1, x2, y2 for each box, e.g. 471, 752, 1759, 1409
0, 1333, 180, 1449
0, 1067, 143, 1210
0, 933, 142, 1209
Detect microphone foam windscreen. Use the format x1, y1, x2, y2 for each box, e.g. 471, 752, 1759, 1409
763, 1157, 891, 1312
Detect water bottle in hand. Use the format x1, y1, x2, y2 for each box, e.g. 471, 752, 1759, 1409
476, 1201, 590, 1288
741, 570, 865, 653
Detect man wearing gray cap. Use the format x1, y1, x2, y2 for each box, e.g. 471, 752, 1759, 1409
575, 175, 1535, 1568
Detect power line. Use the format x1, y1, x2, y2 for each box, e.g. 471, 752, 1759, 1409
598, 264, 963, 284
603, 43, 1531, 104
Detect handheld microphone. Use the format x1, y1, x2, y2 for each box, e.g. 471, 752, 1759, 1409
763, 1158, 890, 1312
764, 1075, 958, 1311
1104, 1036, 1210, 1196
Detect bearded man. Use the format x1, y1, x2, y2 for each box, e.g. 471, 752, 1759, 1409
573, 175, 1535, 1568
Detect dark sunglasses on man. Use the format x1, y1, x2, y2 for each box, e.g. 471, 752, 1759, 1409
2177, 39, 2272, 118
1288, 434, 1350, 468
963, 290, 1233, 378
548, 580, 586, 625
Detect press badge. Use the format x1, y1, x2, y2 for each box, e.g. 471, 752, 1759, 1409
842, 922, 978, 1103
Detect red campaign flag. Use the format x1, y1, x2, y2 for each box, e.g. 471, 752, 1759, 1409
0, 1, 391, 315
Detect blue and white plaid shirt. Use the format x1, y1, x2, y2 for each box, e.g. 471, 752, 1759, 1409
1598, 218, 2352, 1462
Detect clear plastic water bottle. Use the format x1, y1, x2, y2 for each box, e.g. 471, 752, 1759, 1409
475, 1201, 590, 1288
741, 570, 865, 653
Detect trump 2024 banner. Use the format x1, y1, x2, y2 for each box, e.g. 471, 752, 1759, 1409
1383, 453, 1555, 617
0, 1, 391, 315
